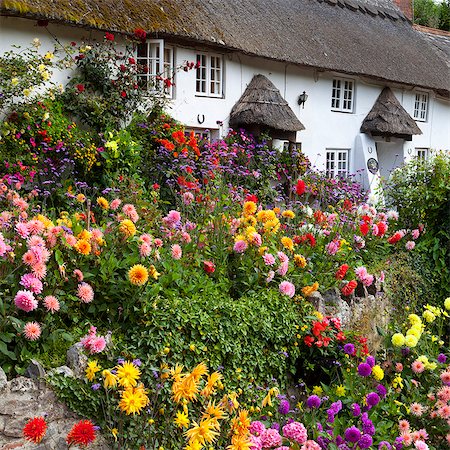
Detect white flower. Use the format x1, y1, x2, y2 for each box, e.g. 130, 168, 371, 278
32, 38, 41, 48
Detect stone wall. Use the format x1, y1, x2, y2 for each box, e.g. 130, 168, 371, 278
0, 366, 110, 450
309, 282, 391, 353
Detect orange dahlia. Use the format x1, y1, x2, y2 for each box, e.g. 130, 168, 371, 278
23, 416, 47, 443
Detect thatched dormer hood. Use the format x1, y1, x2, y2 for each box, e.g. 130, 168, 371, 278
229, 75, 305, 133
360, 87, 422, 140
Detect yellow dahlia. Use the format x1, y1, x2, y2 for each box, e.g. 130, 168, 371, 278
301, 282, 319, 297
102, 369, 117, 389
243, 201, 257, 216
119, 219, 136, 238
294, 254, 307, 268
185, 418, 219, 445
281, 210, 295, 219
97, 197, 109, 210
128, 264, 149, 286
118, 384, 149, 415
116, 361, 140, 388
174, 410, 190, 429
86, 360, 101, 382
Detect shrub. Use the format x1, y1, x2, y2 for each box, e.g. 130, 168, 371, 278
385, 152, 450, 297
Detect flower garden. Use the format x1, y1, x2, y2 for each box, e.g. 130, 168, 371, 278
1, 32, 449, 450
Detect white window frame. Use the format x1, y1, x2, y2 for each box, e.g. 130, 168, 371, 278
331, 78, 354, 113
195, 53, 223, 98
326, 148, 349, 178
415, 148, 429, 160
136, 39, 174, 97
413, 92, 428, 122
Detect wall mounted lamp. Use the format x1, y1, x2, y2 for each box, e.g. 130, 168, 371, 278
298, 91, 308, 108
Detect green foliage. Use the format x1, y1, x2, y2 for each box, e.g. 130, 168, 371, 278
385, 152, 450, 296
414, 0, 450, 30
125, 281, 314, 389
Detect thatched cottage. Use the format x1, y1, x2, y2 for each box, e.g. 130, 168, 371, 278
1, 0, 449, 192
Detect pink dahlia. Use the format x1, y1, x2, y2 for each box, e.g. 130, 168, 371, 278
31, 263, 47, 280
411, 360, 425, 374
277, 261, 289, 276
110, 198, 121, 210
301, 441, 321, 450
44, 295, 60, 313
249, 434, 262, 450
282, 421, 307, 444
77, 283, 94, 303
171, 244, 182, 260
23, 322, 41, 340
279, 281, 295, 298
233, 240, 248, 253
262, 253, 276, 266
15, 290, 38, 312
261, 428, 282, 448
20, 273, 43, 294
249, 421, 266, 436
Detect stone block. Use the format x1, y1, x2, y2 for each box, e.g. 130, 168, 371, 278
0, 367, 8, 393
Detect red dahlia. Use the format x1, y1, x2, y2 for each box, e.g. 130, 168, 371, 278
66, 419, 96, 448
295, 179, 306, 195
23, 416, 47, 443
335, 264, 349, 280
341, 280, 357, 296
203, 260, 215, 274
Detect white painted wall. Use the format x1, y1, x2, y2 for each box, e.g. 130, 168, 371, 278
1, 16, 450, 183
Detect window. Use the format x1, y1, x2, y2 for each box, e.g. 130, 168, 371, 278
137, 40, 174, 96
415, 148, 429, 159
196, 53, 223, 97
326, 149, 349, 177
413, 92, 428, 122
331, 78, 354, 112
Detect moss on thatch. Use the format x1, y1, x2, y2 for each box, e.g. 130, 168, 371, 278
229, 75, 305, 133
360, 87, 422, 138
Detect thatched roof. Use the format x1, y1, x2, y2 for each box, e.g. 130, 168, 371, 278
1, 0, 449, 96
360, 87, 422, 138
229, 75, 305, 132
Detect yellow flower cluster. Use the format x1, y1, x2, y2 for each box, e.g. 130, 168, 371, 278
168, 363, 250, 449
294, 254, 307, 268
87, 360, 149, 417
74, 143, 97, 172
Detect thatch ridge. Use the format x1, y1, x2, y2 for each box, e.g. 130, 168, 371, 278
1, 0, 449, 96
229, 75, 305, 133
360, 87, 422, 137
